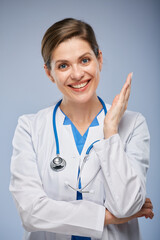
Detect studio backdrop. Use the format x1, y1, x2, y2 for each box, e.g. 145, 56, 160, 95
1, 0, 160, 239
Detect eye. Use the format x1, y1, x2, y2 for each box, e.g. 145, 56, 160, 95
58, 63, 68, 69
82, 58, 90, 64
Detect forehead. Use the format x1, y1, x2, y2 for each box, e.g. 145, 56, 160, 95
51, 37, 94, 61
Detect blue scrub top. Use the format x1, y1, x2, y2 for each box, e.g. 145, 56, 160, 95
62, 109, 103, 240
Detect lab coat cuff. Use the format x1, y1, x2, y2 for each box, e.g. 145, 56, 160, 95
93, 134, 120, 152
96, 205, 105, 238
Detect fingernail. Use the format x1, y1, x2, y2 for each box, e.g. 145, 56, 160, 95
131, 72, 133, 80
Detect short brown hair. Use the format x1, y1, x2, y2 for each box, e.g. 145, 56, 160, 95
41, 18, 99, 69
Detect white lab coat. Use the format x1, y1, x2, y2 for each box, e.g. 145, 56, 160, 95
10, 102, 150, 240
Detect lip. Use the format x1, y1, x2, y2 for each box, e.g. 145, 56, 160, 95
68, 80, 91, 92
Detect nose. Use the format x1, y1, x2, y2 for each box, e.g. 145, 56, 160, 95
70, 65, 84, 81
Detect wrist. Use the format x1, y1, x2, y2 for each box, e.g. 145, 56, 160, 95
104, 129, 118, 139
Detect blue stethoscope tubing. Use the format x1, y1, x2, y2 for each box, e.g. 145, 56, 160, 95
51, 96, 107, 192
52, 98, 62, 156
53, 96, 107, 157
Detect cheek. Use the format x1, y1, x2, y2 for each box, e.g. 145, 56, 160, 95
53, 72, 68, 86
90, 63, 100, 79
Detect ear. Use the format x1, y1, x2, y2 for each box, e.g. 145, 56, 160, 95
44, 64, 55, 83
98, 50, 103, 71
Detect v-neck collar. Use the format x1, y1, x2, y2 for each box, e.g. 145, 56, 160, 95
56, 104, 107, 159
62, 108, 102, 127
60, 108, 103, 155
63, 110, 101, 130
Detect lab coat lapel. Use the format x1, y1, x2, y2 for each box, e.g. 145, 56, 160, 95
79, 110, 105, 187
56, 108, 81, 189
56, 108, 81, 157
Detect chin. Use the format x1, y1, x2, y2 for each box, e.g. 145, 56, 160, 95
71, 93, 97, 105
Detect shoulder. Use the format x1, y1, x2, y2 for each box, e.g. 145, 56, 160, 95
17, 104, 55, 133
120, 109, 145, 128
105, 102, 149, 141
119, 110, 149, 142
19, 105, 54, 120
105, 102, 146, 126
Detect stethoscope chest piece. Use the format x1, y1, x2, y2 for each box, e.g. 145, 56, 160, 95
50, 156, 66, 172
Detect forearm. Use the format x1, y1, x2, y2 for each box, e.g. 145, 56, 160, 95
94, 135, 147, 217
10, 182, 105, 237
104, 198, 154, 225
10, 115, 105, 238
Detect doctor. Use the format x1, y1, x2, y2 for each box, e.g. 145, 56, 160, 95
10, 18, 153, 240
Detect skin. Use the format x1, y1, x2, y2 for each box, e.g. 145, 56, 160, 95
104, 72, 132, 139
44, 37, 154, 225
104, 198, 154, 225
44, 37, 103, 135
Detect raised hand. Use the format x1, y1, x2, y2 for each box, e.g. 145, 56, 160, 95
104, 72, 133, 139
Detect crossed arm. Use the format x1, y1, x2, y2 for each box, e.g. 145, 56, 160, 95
103, 73, 154, 225
104, 198, 154, 225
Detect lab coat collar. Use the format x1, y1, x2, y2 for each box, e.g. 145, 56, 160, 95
54, 100, 109, 127
62, 111, 100, 127
55, 102, 109, 159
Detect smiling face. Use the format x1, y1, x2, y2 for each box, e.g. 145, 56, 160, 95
44, 37, 103, 105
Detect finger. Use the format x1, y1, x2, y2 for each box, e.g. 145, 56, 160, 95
125, 82, 131, 102
122, 72, 132, 94
146, 210, 154, 219
135, 207, 154, 220
119, 82, 129, 102
142, 202, 153, 209
123, 87, 131, 112
149, 211, 154, 219
112, 95, 119, 106
142, 199, 153, 209
119, 72, 133, 102
145, 198, 152, 203
143, 209, 154, 219
127, 72, 133, 84
123, 83, 131, 111
144, 198, 153, 207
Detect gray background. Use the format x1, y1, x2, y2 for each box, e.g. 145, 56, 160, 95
1, 0, 160, 239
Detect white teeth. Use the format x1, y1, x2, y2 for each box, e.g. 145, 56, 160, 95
71, 81, 88, 89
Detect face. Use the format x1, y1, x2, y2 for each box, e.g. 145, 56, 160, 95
44, 37, 103, 105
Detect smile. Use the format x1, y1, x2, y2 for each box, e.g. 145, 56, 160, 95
70, 81, 89, 89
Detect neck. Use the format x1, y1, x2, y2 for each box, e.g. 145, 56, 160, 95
60, 95, 102, 125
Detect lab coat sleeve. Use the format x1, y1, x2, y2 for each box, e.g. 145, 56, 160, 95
9, 115, 105, 238
93, 113, 150, 218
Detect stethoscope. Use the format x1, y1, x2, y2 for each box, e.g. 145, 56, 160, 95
50, 96, 107, 193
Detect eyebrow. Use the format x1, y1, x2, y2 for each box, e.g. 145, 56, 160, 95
55, 52, 92, 64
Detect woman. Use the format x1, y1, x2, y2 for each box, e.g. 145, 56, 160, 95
10, 18, 153, 240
